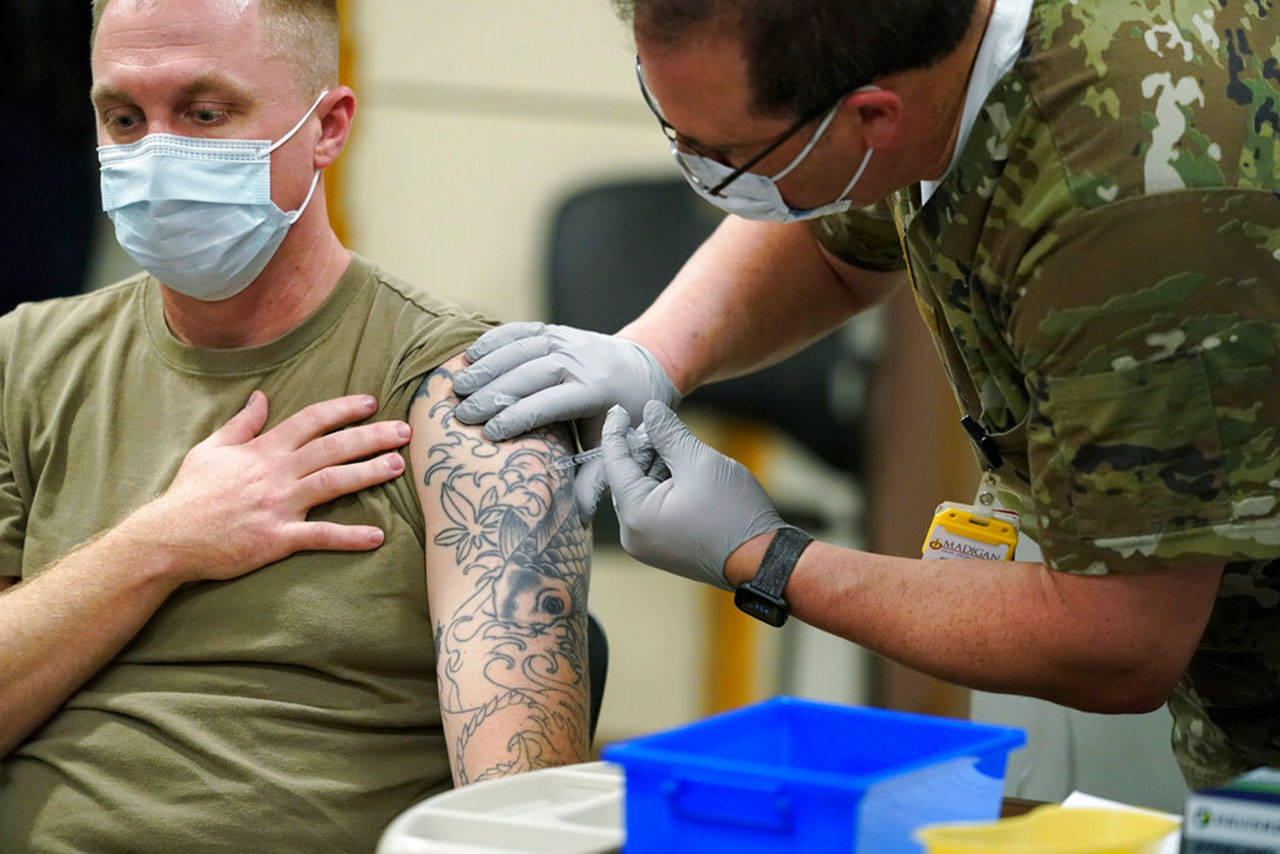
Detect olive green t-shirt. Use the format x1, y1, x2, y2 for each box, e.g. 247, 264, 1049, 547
0, 255, 492, 852
812, 0, 1280, 787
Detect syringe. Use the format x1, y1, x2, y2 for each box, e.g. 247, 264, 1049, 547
552, 425, 651, 472
551, 447, 605, 471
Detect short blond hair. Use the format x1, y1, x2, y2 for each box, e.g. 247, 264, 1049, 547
91, 0, 339, 96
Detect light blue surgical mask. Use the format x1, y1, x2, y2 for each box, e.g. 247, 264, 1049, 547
98, 91, 328, 302
673, 96, 876, 223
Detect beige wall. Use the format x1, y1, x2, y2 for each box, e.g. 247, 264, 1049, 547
347, 0, 674, 322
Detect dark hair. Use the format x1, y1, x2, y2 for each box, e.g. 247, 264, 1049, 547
615, 0, 979, 118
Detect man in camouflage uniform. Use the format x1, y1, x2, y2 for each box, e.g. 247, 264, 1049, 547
450, 0, 1280, 787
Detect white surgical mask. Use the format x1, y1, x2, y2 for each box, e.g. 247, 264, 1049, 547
673, 90, 876, 224
98, 91, 329, 302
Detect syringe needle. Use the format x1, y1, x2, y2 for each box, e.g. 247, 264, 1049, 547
552, 426, 651, 472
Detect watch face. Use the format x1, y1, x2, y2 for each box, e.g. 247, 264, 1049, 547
734, 586, 788, 627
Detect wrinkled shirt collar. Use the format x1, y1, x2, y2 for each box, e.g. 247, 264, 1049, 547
920, 0, 1034, 206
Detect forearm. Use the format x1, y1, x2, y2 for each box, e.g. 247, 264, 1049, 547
725, 536, 1219, 713
0, 518, 179, 756
619, 217, 902, 393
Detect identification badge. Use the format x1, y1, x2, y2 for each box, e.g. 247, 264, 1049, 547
921, 473, 1020, 562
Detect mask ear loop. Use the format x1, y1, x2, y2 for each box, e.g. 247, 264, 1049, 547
268, 90, 331, 221
830, 147, 874, 203
770, 84, 880, 183
285, 171, 323, 223
267, 90, 331, 154
770, 102, 842, 182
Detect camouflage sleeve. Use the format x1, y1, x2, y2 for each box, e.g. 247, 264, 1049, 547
1015, 190, 1280, 576
806, 200, 908, 272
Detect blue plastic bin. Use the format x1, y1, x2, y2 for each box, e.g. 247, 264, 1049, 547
603, 696, 1025, 854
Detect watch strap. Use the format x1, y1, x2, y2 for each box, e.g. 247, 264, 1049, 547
734, 527, 813, 626
749, 526, 813, 599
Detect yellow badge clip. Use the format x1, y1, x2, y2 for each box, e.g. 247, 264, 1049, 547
921, 473, 1020, 561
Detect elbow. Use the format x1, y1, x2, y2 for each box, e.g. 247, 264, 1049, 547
1078, 679, 1176, 715
1055, 652, 1187, 715
1039, 601, 1201, 715
0, 730, 19, 761
1120, 662, 1185, 713
1052, 671, 1177, 715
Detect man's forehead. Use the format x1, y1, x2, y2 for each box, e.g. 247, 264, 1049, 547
100, 0, 257, 30
92, 0, 295, 92
94, 0, 267, 60
105, 0, 255, 20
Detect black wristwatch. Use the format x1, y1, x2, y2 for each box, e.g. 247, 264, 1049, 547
733, 526, 813, 627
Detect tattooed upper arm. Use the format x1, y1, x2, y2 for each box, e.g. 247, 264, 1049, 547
409, 354, 591, 785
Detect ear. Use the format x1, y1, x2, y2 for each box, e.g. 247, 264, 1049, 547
313, 86, 357, 170
841, 88, 903, 151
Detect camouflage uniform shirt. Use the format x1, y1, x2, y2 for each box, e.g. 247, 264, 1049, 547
811, 0, 1280, 788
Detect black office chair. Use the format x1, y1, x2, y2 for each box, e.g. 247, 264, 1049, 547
586, 612, 607, 743
546, 177, 873, 543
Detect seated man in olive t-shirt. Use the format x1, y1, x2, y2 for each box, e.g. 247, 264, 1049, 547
0, 1, 590, 851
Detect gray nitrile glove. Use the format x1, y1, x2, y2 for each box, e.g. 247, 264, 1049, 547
453, 322, 681, 438
452, 322, 681, 521
601, 401, 785, 591
567, 428, 667, 531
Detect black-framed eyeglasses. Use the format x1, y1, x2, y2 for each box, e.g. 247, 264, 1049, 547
635, 55, 835, 198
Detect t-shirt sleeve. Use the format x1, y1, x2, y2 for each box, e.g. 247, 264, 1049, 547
376, 305, 496, 545
0, 384, 24, 579
389, 312, 496, 406
1012, 191, 1280, 575
807, 199, 908, 272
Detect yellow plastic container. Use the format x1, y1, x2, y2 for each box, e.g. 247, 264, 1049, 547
915, 805, 1179, 854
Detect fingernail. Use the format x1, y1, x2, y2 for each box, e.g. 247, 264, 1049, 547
396, 422, 411, 439
365, 396, 379, 410
386, 453, 405, 472
369, 529, 385, 545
